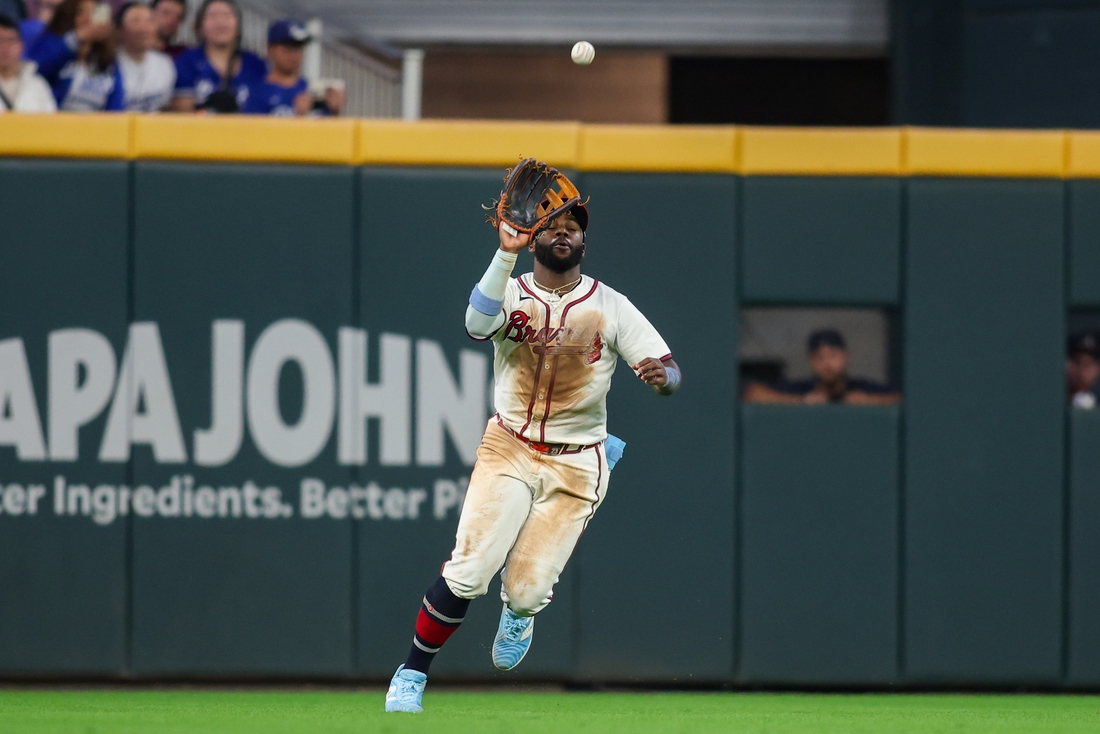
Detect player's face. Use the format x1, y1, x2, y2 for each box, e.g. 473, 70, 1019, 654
531, 214, 585, 273
808, 344, 848, 385
201, 1, 238, 46
268, 43, 304, 75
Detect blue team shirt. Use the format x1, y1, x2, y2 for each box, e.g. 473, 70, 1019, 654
25, 31, 125, 111
173, 46, 266, 109
19, 19, 44, 47
241, 77, 308, 116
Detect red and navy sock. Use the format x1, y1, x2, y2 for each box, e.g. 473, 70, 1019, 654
404, 576, 470, 674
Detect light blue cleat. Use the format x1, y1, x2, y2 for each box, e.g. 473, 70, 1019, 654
492, 604, 535, 670
385, 664, 426, 713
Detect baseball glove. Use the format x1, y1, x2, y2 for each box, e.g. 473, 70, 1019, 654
487, 158, 582, 237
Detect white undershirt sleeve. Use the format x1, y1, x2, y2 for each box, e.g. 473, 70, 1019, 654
465, 249, 517, 338
465, 306, 506, 338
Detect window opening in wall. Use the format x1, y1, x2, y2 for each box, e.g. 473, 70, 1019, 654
1067, 310, 1100, 410
739, 307, 900, 406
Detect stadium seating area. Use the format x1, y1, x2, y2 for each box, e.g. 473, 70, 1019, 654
0, 0, 344, 116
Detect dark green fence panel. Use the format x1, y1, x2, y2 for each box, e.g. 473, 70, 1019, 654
571, 173, 737, 682
1069, 408, 1100, 684
903, 179, 1064, 683
0, 160, 128, 675
0, 158, 1090, 686
741, 177, 901, 305
129, 163, 355, 676
1069, 180, 1100, 307
739, 404, 898, 684
356, 167, 575, 679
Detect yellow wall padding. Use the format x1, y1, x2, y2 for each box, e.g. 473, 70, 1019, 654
579, 125, 738, 172
904, 127, 1066, 178
13, 115, 1100, 178
741, 128, 903, 176
0, 113, 133, 158
1067, 132, 1100, 177
133, 116, 357, 163
356, 120, 581, 168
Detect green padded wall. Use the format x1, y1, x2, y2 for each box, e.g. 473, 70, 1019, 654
129, 163, 355, 675
903, 179, 1065, 683
1069, 181, 1100, 307
0, 160, 129, 674
572, 173, 738, 681
0, 158, 1089, 686
741, 177, 901, 305
739, 404, 898, 684
355, 167, 576, 679
1069, 409, 1100, 684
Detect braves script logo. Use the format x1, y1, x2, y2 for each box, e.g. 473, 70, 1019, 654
503, 311, 602, 363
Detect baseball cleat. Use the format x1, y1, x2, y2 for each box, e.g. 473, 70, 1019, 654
385, 664, 426, 713
492, 604, 535, 670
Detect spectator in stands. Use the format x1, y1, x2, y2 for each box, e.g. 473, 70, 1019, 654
171, 0, 264, 113
242, 18, 344, 116
115, 2, 174, 111
26, 0, 124, 111
1067, 332, 1100, 409
0, 13, 55, 111
18, 0, 56, 44
743, 328, 901, 405
150, 0, 184, 58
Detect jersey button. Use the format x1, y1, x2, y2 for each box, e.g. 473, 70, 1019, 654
538, 393, 545, 400
544, 363, 551, 369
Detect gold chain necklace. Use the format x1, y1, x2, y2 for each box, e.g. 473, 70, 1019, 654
532, 276, 582, 297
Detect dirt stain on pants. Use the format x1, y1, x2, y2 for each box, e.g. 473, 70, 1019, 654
442, 419, 609, 616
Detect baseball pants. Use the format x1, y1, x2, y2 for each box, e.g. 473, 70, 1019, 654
442, 419, 610, 616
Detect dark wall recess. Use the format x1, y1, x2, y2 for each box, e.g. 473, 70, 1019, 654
669, 57, 890, 125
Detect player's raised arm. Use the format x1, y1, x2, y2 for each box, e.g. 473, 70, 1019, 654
467, 158, 584, 340
632, 357, 682, 396
464, 225, 529, 339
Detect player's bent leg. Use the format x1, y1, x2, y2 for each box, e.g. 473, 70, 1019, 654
387, 427, 535, 708
492, 445, 610, 670
441, 429, 534, 600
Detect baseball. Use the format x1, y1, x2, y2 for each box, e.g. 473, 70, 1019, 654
571, 41, 595, 66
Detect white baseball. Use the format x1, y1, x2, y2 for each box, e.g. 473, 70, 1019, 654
571, 41, 595, 66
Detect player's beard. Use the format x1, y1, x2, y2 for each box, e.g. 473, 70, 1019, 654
532, 239, 585, 273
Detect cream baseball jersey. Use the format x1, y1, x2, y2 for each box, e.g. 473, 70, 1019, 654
475, 273, 671, 445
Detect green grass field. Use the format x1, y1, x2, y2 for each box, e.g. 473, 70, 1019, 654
2, 689, 1100, 734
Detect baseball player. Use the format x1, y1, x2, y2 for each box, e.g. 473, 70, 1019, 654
386, 162, 681, 713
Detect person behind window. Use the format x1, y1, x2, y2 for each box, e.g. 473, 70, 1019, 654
0, 13, 55, 112
115, 2, 174, 112
241, 18, 344, 117
25, 0, 123, 111
171, 0, 264, 113
150, 0, 184, 59
743, 328, 901, 405
1067, 331, 1100, 409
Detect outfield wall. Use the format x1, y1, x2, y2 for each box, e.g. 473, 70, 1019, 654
0, 117, 1096, 686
